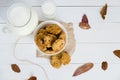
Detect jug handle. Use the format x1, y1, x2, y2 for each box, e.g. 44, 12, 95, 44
2, 26, 11, 33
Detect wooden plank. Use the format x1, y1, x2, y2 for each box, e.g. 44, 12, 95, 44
15, 44, 120, 64
39, 64, 120, 80
1, 23, 120, 44
0, 64, 49, 80
1, 44, 120, 64
0, 64, 120, 80
33, 7, 120, 23
55, 7, 120, 23
0, 0, 14, 6
0, 6, 120, 23
13, 0, 120, 6
54, 0, 120, 7
74, 23, 120, 43
72, 43, 120, 63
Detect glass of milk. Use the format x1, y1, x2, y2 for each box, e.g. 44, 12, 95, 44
41, 0, 56, 19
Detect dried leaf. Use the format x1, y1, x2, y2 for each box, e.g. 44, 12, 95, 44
82, 14, 88, 23
28, 76, 37, 80
101, 61, 108, 71
100, 4, 107, 20
113, 50, 120, 59
73, 62, 94, 77
79, 14, 91, 30
11, 64, 21, 73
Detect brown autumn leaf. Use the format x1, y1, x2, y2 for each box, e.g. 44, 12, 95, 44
113, 50, 120, 59
101, 61, 108, 71
73, 62, 94, 77
100, 4, 107, 20
82, 14, 88, 23
79, 14, 91, 30
28, 76, 37, 80
11, 64, 21, 73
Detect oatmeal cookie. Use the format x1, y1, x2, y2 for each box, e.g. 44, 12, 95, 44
35, 39, 47, 51
52, 39, 65, 52
51, 54, 60, 59
60, 51, 71, 65
35, 29, 48, 42
50, 55, 62, 68
45, 24, 62, 35
59, 31, 66, 40
44, 34, 57, 47
37, 28, 48, 37
38, 28, 47, 34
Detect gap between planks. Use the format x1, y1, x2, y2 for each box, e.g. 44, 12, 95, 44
1, 42, 120, 44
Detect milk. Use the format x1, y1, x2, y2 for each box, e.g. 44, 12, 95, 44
41, 1, 56, 19
7, 3, 30, 27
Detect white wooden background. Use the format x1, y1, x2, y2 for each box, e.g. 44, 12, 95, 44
0, 0, 120, 80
